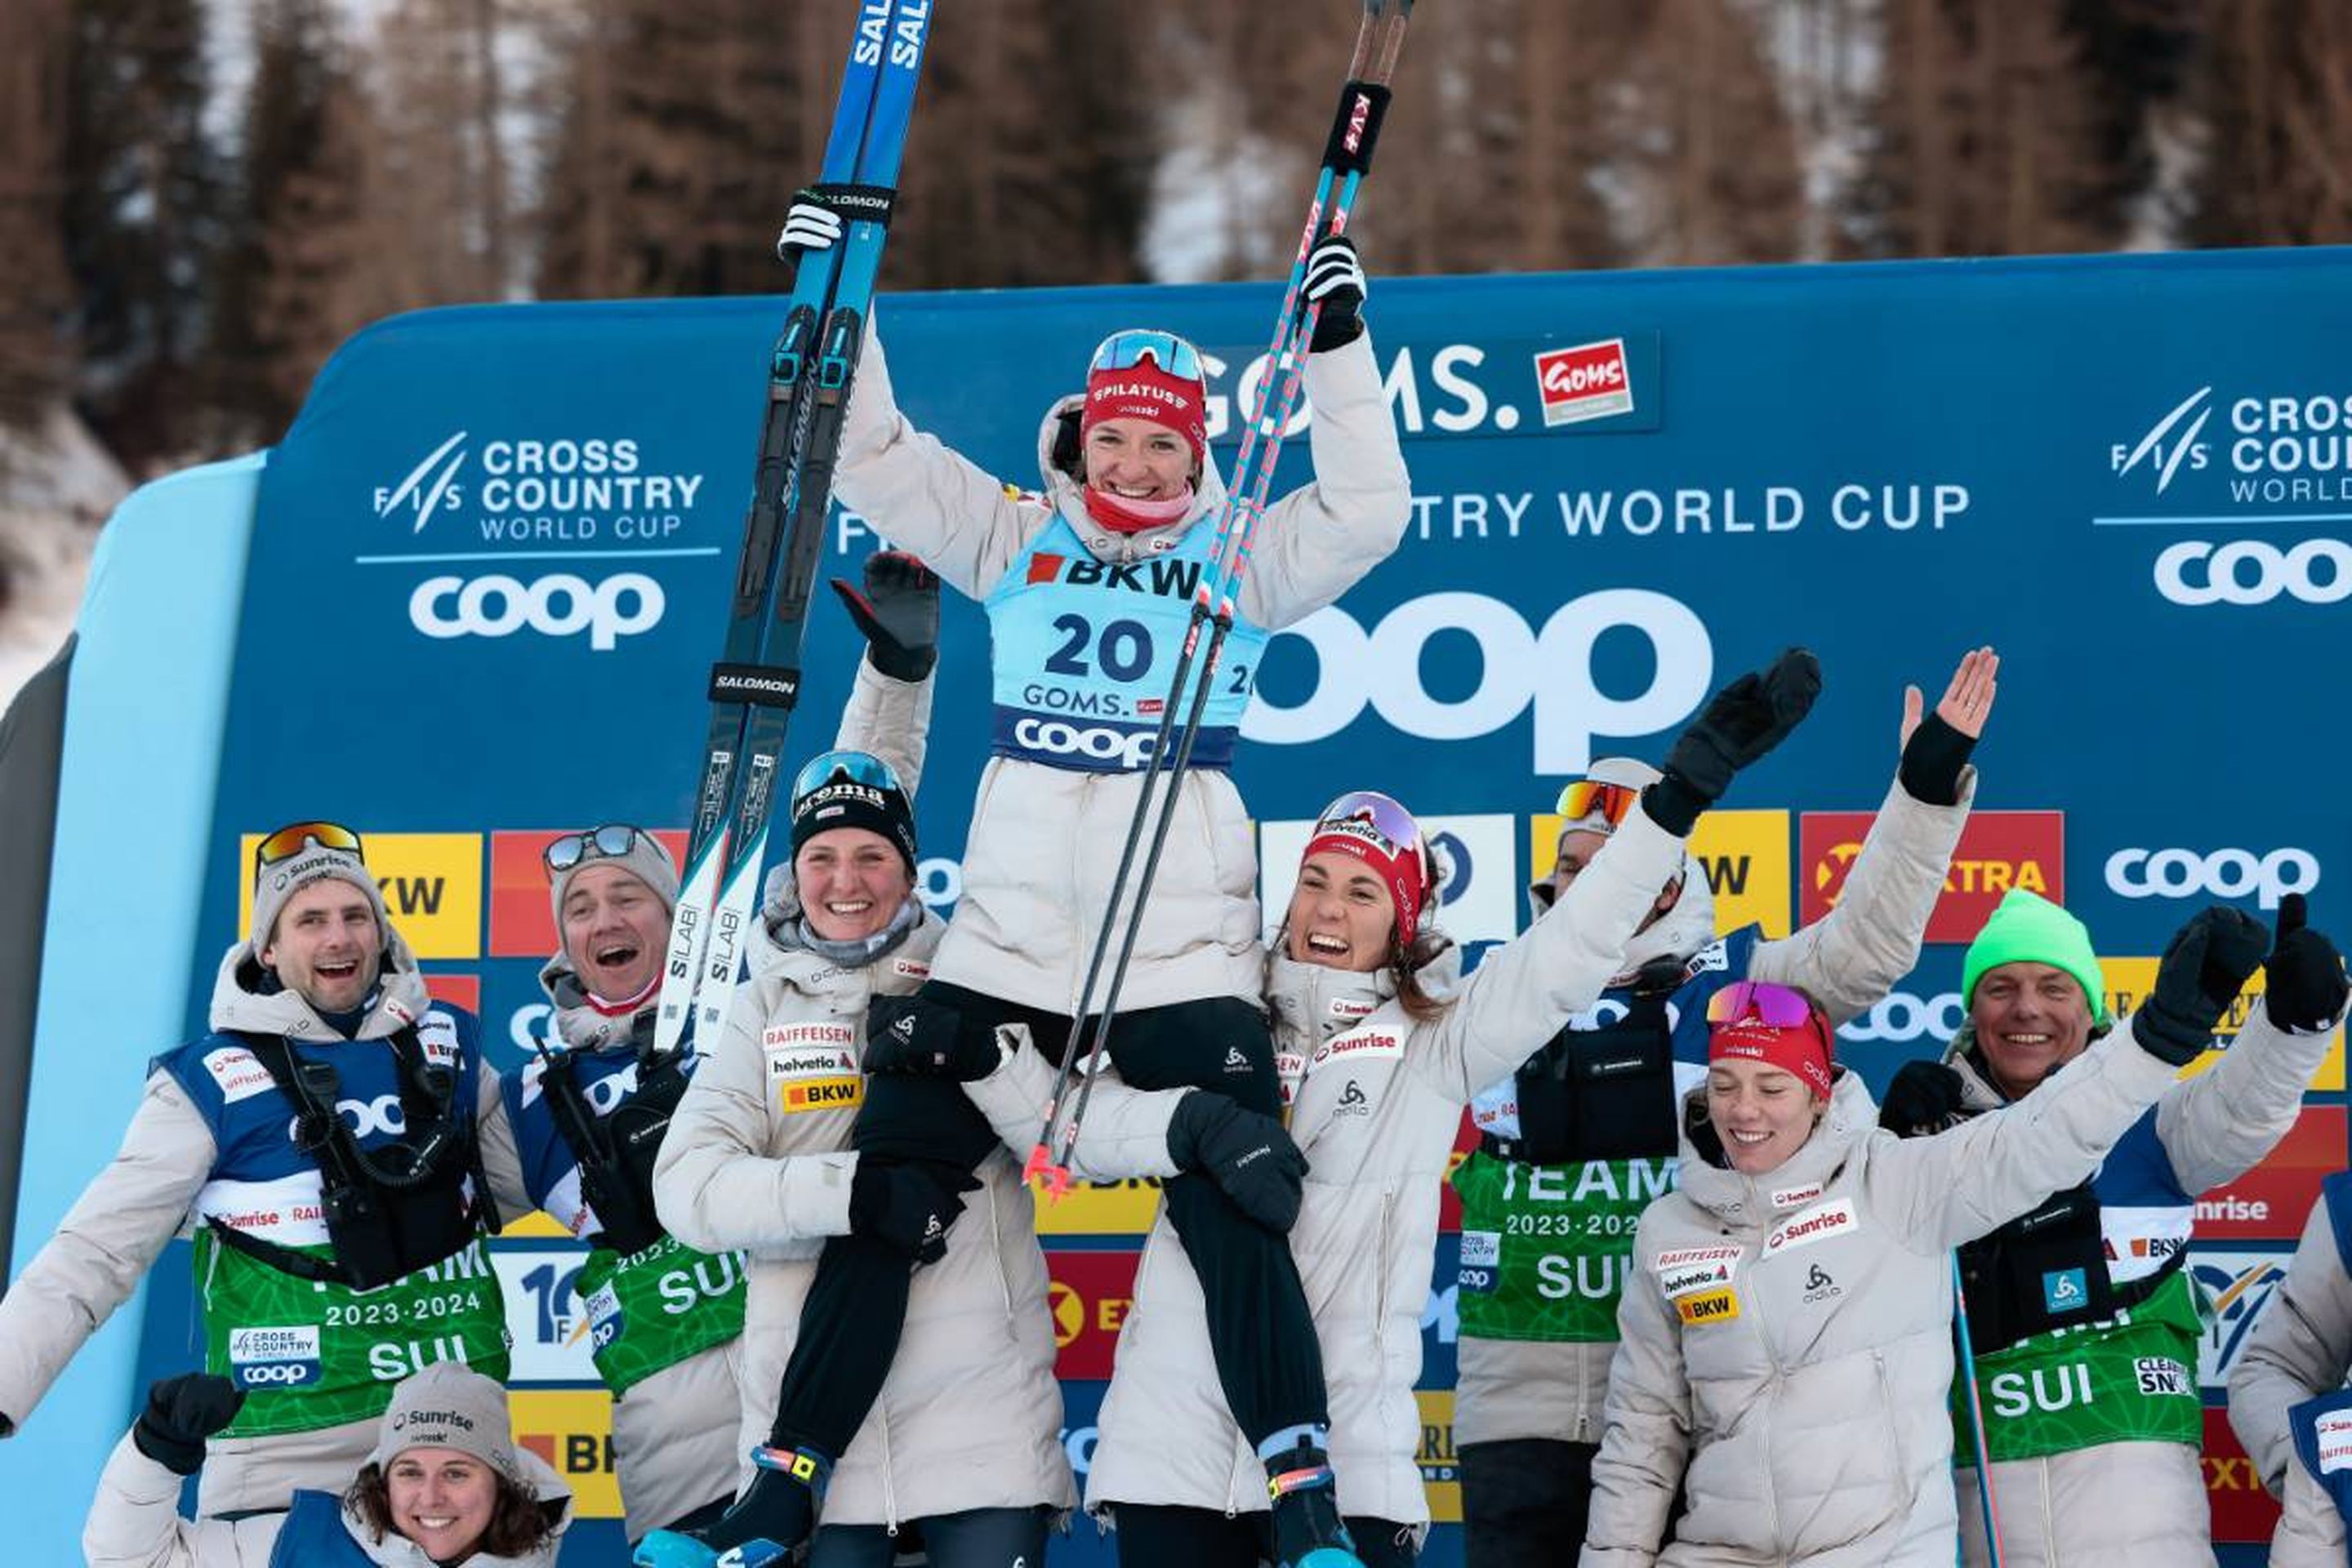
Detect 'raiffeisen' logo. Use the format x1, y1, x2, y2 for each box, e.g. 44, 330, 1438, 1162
371, 433, 706, 546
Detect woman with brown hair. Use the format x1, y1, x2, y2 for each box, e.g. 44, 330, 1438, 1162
84, 1361, 570, 1566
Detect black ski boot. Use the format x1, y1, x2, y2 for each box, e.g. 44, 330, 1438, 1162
1264, 1437, 1363, 1568
630, 1443, 831, 1568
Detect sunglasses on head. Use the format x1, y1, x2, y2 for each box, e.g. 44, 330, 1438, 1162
1705, 979, 1824, 1034
543, 823, 651, 877
1555, 778, 1641, 829
1089, 328, 1205, 385
254, 821, 363, 872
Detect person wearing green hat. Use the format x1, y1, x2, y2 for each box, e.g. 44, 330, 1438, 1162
1882, 890, 2350, 1568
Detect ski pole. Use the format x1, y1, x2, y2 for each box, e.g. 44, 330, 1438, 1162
1951, 1253, 2007, 1568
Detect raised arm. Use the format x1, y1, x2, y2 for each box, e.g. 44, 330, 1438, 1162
0, 1073, 214, 1433
828, 550, 940, 797
82, 1376, 247, 1568
833, 316, 1047, 599
1748, 648, 1994, 1026
2156, 898, 2347, 1196
653, 978, 854, 1258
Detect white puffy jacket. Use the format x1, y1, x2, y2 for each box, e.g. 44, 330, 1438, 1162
0, 941, 530, 1519
1582, 1027, 2181, 1568
1454, 772, 1976, 1450
965, 801, 1692, 1526
833, 318, 1410, 1015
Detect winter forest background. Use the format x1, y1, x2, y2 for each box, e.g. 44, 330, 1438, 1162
3, 0, 2350, 697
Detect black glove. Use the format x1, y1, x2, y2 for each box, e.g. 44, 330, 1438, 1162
831, 550, 938, 681
775, 189, 844, 264
1898, 711, 1976, 808
1646, 648, 1823, 835
862, 993, 1000, 1080
849, 1161, 979, 1264
2133, 906, 2271, 1066
1166, 1091, 1308, 1235
1878, 1060, 1967, 1136
2262, 893, 2349, 1034
133, 1374, 245, 1476
1304, 234, 1367, 353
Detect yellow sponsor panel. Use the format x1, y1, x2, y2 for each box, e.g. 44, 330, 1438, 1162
1031, 1178, 1165, 1236
1676, 1287, 1741, 1325
1531, 808, 1790, 938
1414, 1388, 1460, 1524
508, 1388, 621, 1518
781, 1076, 864, 1113
239, 831, 483, 960
2099, 957, 2345, 1091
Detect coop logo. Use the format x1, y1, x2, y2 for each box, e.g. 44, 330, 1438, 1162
228, 1325, 323, 1391
2105, 846, 2319, 911
1838, 991, 1966, 1046
1534, 339, 1633, 427
409, 573, 665, 651
1009, 717, 1157, 770
2154, 539, 2352, 606
1245, 590, 1712, 772
2112, 388, 2214, 496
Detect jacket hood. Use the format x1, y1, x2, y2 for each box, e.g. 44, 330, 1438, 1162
1672, 1069, 1879, 1223
1032, 390, 1232, 562
335, 1445, 573, 1564
210, 927, 434, 1041
1263, 931, 1468, 1035
748, 859, 938, 996
1941, 1017, 2115, 1112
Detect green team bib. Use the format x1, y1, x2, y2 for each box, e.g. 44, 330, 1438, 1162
1953, 1269, 2206, 1464
1451, 1148, 1673, 1343
196, 1232, 511, 1437
577, 1235, 748, 1394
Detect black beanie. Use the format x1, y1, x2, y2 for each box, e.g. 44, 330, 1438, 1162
789, 753, 918, 874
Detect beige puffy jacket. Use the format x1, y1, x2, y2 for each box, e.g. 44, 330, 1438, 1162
1455, 771, 1975, 1451
833, 318, 1411, 1016
0, 941, 531, 1520
1582, 1026, 2180, 1568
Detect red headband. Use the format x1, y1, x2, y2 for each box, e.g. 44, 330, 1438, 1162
1303, 818, 1428, 943
1081, 360, 1208, 466
1708, 1014, 1833, 1100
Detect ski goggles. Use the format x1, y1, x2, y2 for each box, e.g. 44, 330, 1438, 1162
1089, 328, 1205, 385
543, 822, 651, 875
1554, 778, 1642, 831
791, 749, 906, 804
1312, 790, 1423, 858
1705, 980, 1825, 1034
253, 821, 364, 872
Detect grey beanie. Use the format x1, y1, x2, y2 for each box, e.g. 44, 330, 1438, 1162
368, 1362, 525, 1481
547, 826, 680, 929
251, 833, 388, 951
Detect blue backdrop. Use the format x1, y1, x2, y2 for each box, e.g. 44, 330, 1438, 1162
15, 247, 2352, 1562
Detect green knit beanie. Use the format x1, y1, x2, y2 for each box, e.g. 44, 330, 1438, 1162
1961, 889, 2111, 1027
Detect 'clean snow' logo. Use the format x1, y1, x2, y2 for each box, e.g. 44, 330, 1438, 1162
2112, 388, 2213, 495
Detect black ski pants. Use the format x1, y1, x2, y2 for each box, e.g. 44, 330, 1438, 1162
811, 1506, 1053, 1567
1113, 1503, 1419, 1568
768, 979, 1329, 1461
1460, 1437, 1682, 1566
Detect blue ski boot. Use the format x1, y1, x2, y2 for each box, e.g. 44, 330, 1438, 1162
630, 1444, 830, 1568
1265, 1437, 1364, 1568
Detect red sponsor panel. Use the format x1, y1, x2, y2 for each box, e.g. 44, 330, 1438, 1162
423, 973, 479, 1013
2203, 1408, 2281, 1543
1801, 810, 2064, 943
2199, 1105, 2347, 1241
1045, 1250, 1139, 1382
1532, 339, 1633, 427
489, 828, 688, 958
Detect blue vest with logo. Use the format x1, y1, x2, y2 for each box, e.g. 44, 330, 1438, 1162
982, 511, 1272, 772
504, 1045, 699, 1237
2291, 1386, 2352, 1561
155, 1004, 485, 1227
268, 1491, 372, 1566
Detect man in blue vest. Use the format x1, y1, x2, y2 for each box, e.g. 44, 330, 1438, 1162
0, 823, 523, 1520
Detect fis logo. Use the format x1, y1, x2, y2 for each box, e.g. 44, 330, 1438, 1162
376, 432, 470, 532
2113, 388, 2214, 494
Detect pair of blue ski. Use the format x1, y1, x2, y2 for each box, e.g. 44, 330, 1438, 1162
653, 0, 935, 1064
